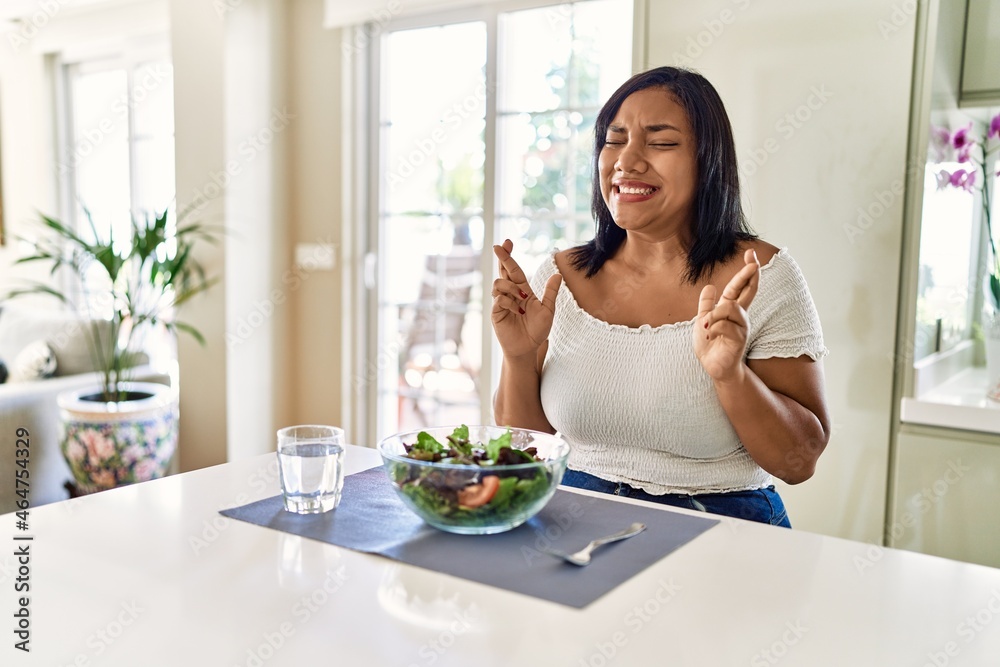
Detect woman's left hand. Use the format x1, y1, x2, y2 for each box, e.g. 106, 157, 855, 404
693, 249, 760, 383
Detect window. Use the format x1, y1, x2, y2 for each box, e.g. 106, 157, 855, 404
60, 51, 175, 315
497, 2, 632, 285
368, 1, 632, 440
914, 110, 995, 362
913, 161, 977, 359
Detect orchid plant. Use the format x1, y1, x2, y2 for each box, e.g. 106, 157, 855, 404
932, 112, 1000, 311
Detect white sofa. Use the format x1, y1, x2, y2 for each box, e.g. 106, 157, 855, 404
0, 305, 171, 514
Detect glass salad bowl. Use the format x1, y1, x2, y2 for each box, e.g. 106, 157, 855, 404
377, 425, 571, 535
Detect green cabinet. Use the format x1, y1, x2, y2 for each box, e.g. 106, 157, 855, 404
890, 426, 1000, 568
962, 0, 1000, 104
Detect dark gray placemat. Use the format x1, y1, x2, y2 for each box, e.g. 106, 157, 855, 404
220, 466, 718, 608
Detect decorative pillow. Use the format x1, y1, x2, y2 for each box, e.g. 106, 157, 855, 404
8, 340, 58, 383
47, 318, 113, 376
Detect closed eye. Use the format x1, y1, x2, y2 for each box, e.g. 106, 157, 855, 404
650, 143, 678, 147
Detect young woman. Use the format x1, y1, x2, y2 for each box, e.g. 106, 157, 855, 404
490, 67, 830, 527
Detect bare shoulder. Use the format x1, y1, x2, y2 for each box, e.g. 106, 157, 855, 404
553, 248, 583, 277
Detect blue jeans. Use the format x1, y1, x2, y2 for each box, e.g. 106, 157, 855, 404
561, 469, 792, 528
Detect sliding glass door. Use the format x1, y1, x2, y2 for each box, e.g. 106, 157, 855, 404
370, 1, 632, 440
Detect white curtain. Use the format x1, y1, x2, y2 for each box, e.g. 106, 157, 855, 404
324, 0, 483, 28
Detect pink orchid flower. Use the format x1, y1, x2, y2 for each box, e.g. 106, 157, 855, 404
949, 168, 977, 192
990, 113, 1000, 140
951, 123, 974, 151
930, 125, 951, 161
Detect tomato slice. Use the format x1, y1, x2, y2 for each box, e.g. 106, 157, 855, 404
457, 476, 500, 508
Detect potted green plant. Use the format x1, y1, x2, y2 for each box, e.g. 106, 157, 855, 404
4, 205, 218, 493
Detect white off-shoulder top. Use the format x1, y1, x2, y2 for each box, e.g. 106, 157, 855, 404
530, 248, 828, 495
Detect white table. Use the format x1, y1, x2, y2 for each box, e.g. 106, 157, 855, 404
3, 445, 999, 666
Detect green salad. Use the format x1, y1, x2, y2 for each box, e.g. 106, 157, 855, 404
390, 425, 554, 526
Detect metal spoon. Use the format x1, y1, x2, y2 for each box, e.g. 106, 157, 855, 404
541, 522, 647, 566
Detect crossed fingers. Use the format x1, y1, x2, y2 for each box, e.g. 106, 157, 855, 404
493, 239, 530, 315
697, 249, 760, 336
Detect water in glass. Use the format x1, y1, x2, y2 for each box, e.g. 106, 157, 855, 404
277, 443, 344, 513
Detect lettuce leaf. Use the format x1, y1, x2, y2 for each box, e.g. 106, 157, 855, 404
485, 430, 512, 462
413, 431, 445, 454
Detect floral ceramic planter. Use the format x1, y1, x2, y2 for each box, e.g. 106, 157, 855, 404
57, 382, 178, 494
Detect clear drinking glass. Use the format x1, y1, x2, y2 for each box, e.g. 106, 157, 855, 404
277, 425, 345, 514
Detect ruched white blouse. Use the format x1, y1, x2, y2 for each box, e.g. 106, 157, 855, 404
530, 248, 828, 495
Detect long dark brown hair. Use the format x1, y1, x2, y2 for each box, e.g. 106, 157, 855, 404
569, 66, 755, 282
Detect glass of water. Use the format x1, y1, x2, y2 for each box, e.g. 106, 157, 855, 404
277, 425, 346, 514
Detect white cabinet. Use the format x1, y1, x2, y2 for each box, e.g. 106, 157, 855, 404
891, 426, 1000, 568
962, 0, 1000, 104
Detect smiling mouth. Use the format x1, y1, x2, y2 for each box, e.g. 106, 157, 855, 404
614, 184, 658, 196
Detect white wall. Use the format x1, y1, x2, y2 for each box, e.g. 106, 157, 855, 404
169, 0, 228, 471
644, 0, 916, 542
169, 0, 344, 464
286, 0, 345, 432
0, 41, 55, 289
223, 0, 293, 461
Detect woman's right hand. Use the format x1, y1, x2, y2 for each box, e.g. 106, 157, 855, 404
491, 239, 562, 360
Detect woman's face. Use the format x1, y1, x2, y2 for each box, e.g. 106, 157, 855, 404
598, 87, 698, 235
